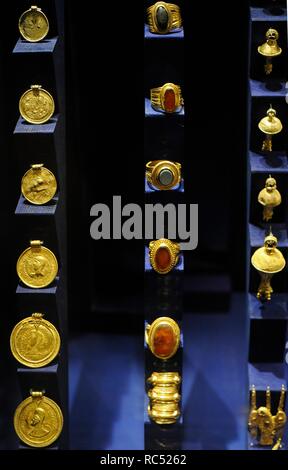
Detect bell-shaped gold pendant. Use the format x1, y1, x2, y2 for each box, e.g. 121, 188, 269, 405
251, 232, 286, 301
258, 28, 282, 75
258, 175, 281, 222
258, 106, 282, 152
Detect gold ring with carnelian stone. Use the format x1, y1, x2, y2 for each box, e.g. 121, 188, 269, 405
146, 160, 181, 191
149, 239, 180, 274
147, 2, 182, 35
146, 317, 180, 360
150, 83, 183, 114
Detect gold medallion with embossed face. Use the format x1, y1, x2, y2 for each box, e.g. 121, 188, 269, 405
19, 6, 49, 42
21, 164, 57, 205
17, 241, 58, 289
19, 85, 55, 124
14, 391, 63, 448
10, 313, 60, 368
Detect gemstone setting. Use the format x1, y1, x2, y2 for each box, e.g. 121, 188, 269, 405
146, 317, 180, 360
158, 168, 174, 187
156, 5, 169, 32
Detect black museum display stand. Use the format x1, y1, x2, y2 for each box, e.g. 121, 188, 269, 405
12, 0, 68, 449
144, 0, 184, 450
247, 0, 288, 449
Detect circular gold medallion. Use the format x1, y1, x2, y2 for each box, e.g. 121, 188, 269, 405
10, 313, 60, 368
19, 6, 49, 42
146, 317, 180, 360
19, 85, 55, 124
21, 164, 57, 205
17, 241, 58, 289
14, 392, 63, 448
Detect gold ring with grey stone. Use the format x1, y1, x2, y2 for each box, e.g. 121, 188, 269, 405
150, 83, 183, 114
147, 2, 182, 34
146, 160, 181, 190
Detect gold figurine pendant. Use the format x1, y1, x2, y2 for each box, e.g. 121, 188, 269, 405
251, 232, 286, 301
258, 28, 282, 75
258, 106, 282, 152
14, 390, 63, 448
21, 164, 57, 205
147, 372, 181, 425
149, 239, 180, 274
17, 240, 58, 289
10, 313, 61, 368
258, 175, 281, 222
249, 385, 286, 449
19, 85, 55, 124
145, 317, 180, 360
19, 6, 49, 42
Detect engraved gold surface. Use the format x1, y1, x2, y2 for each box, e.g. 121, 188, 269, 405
19, 6, 49, 42
14, 391, 63, 448
10, 313, 60, 368
17, 241, 58, 289
19, 85, 55, 124
21, 164, 57, 205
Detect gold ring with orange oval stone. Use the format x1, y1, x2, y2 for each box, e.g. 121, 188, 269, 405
146, 160, 181, 191
147, 2, 182, 35
145, 317, 180, 360
150, 83, 183, 114
149, 239, 180, 274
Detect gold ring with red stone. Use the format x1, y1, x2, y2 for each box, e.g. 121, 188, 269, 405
145, 317, 180, 360
150, 83, 183, 114
149, 238, 180, 274
146, 160, 181, 191
147, 2, 182, 35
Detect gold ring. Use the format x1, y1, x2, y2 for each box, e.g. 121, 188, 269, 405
150, 83, 183, 114
147, 372, 181, 425
146, 160, 181, 190
147, 2, 182, 34
149, 239, 180, 274
145, 317, 180, 360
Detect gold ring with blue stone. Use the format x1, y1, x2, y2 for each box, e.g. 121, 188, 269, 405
147, 2, 182, 34
146, 160, 181, 190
